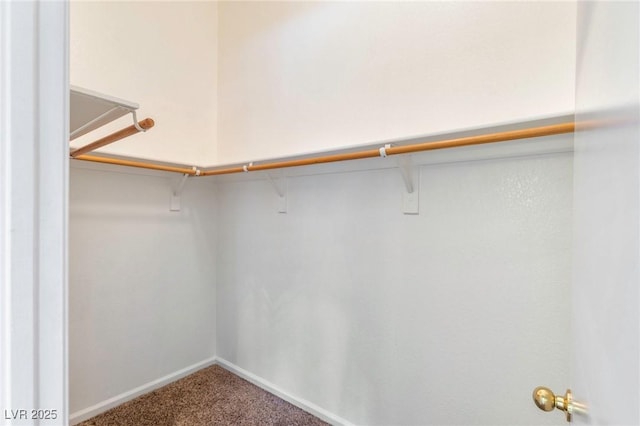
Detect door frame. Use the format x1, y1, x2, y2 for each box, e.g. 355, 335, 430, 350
0, 1, 69, 424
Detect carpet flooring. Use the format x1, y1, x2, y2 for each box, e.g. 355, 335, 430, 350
78, 365, 329, 426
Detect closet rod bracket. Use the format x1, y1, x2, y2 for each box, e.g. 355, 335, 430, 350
170, 168, 196, 211
266, 173, 287, 213
132, 110, 148, 132
397, 156, 419, 215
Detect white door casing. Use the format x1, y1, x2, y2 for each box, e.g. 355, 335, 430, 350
572, 1, 640, 425
0, 1, 69, 425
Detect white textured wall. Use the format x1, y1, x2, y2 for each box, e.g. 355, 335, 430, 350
216, 145, 573, 425
70, 1, 218, 165
217, 1, 576, 164
69, 167, 217, 416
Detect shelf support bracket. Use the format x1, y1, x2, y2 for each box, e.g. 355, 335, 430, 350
267, 173, 287, 213
397, 156, 419, 215
70, 106, 122, 140
170, 167, 197, 211
131, 110, 148, 133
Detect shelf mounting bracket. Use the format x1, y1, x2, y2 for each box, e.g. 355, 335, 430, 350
397, 156, 419, 215
170, 167, 197, 211
266, 173, 287, 213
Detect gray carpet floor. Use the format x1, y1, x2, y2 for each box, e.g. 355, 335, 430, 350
78, 365, 328, 426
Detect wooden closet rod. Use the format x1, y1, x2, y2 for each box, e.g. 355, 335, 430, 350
74, 154, 199, 175
200, 121, 575, 176
71, 121, 574, 176
70, 118, 155, 158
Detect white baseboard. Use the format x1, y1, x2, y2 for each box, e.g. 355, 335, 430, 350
214, 357, 353, 426
69, 357, 217, 425
69, 356, 350, 426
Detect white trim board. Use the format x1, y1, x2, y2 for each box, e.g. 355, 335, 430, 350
214, 358, 353, 426
1, 1, 69, 424
69, 357, 217, 425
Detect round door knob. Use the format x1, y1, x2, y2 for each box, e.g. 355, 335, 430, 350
532, 386, 587, 422
533, 386, 557, 412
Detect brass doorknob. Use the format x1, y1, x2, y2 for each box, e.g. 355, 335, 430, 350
532, 387, 587, 422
